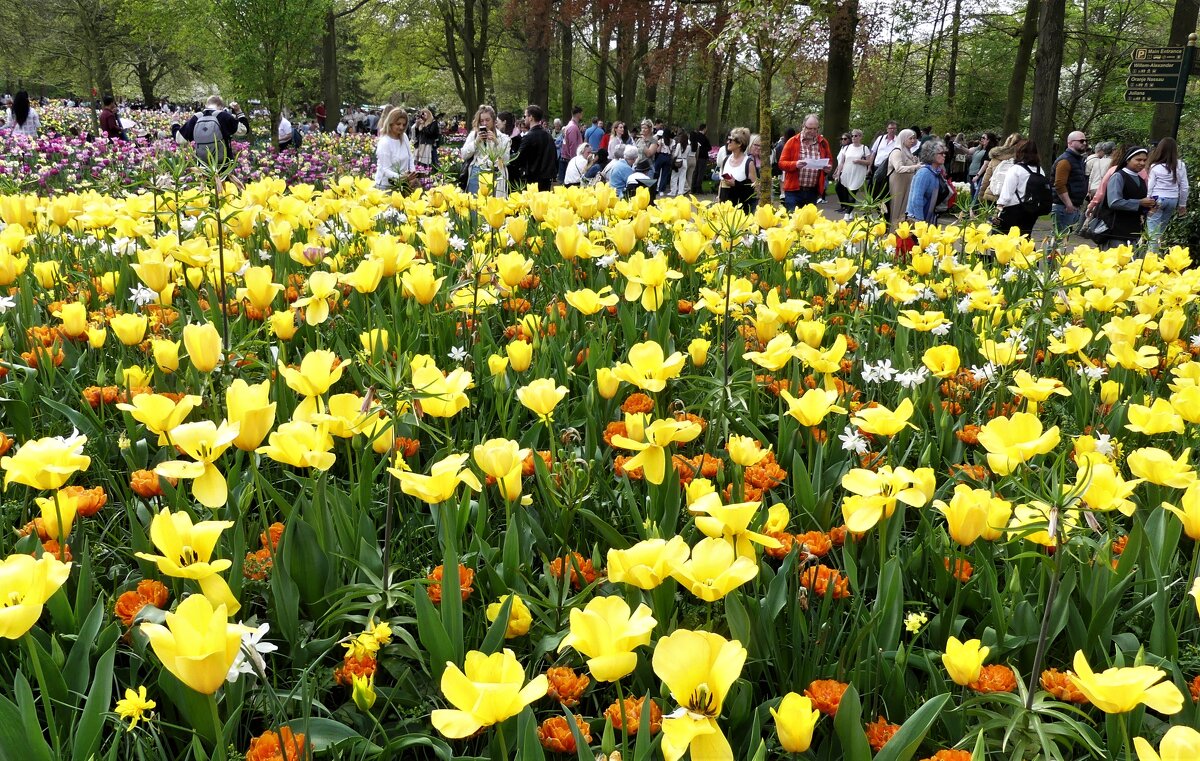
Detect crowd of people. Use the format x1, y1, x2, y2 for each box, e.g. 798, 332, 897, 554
3, 88, 1190, 250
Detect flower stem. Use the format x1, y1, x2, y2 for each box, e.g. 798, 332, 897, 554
24, 636, 61, 760
208, 693, 227, 761
615, 678, 630, 758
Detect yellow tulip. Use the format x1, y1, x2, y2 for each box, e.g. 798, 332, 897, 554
841, 465, 936, 533
1159, 307, 1186, 341
131, 258, 174, 294
154, 421, 240, 508
1067, 650, 1184, 715
505, 340, 533, 373
473, 438, 529, 503
1, 433, 91, 490
269, 310, 299, 340
87, 325, 107, 349
689, 492, 782, 559
771, 693, 821, 753
1134, 726, 1200, 761
897, 310, 949, 332
140, 595, 247, 695
744, 333, 799, 372
339, 257, 384, 294
33, 260, 60, 289
1126, 447, 1195, 489
390, 452, 482, 505
256, 420, 337, 470
932, 484, 1013, 545
226, 380, 276, 452
610, 418, 702, 485
1008, 500, 1077, 547
851, 398, 917, 436
117, 393, 203, 445
794, 320, 827, 348
780, 388, 846, 427
564, 286, 619, 315
596, 367, 620, 399
1126, 398, 1186, 435
292, 270, 339, 326
942, 636, 989, 686
652, 629, 746, 761
976, 412, 1061, 475
1100, 380, 1123, 406
1163, 481, 1200, 540
726, 435, 767, 467
670, 537, 759, 601
674, 229, 711, 263
559, 595, 656, 682
411, 355, 473, 417
135, 508, 239, 614
0, 553, 72, 639
236, 265, 283, 309
420, 216, 450, 256
612, 341, 686, 393
485, 594, 532, 638
182, 322, 222, 373
150, 339, 180, 374
486, 354, 509, 377
688, 338, 710, 367
516, 378, 569, 422
401, 262, 445, 305
121, 364, 153, 389
430, 649, 547, 738
494, 251, 532, 288
57, 301, 88, 338
607, 536, 690, 590
279, 349, 349, 397
763, 227, 797, 262
1008, 370, 1070, 405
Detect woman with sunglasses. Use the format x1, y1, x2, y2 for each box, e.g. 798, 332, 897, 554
717, 127, 758, 212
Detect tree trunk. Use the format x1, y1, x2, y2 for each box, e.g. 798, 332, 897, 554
528, 6, 551, 109
947, 0, 962, 117
1151, 0, 1200, 138
756, 46, 775, 205
705, 48, 723, 132
595, 13, 610, 120
135, 64, 157, 109
321, 8, 341, 131
560, 20, 573, 112
1029, 0, 1066, 157
823, 0, 858, 151
922, 0, 949, 113
719, 54, 734, 128
1002, 0, 1039, 135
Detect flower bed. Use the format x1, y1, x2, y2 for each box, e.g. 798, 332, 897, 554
0, 183, 1196, 759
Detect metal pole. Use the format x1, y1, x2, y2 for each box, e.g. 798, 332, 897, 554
1171, 33, 1197, 141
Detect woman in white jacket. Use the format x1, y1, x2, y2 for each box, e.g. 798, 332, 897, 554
1146, 136, 1188, 250
669, 128, 695, 197
459, 105, 512, 198
373, 108, 414, 190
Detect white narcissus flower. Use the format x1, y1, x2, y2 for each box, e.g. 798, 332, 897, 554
227, 622, 278, 683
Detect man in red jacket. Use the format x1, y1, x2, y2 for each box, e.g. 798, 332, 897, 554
778, 114, 832, 212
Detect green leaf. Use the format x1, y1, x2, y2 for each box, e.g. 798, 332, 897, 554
726, 591, 753, 650
0, 691, 51, 761
63, 601, 105, 696
414, 583, 455, 681
72, 642, 116, 761
517, 708, 548, 761
13, 673, 54, 761
832, 684, 871, 760
281, 517, 331, 605
873, 693, 952, 761
480, 594, 515, 655
157, 670, 217, 744
281, 717, 380, 753
563, 707, 594, 761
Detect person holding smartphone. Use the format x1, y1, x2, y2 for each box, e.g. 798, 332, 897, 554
717, 126, 757, 212
459, 104, 511, 197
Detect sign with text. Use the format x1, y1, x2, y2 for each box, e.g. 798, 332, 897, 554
1126, 46, 1191, 105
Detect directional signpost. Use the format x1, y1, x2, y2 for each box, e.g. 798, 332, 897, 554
1125, 34, 1198, 138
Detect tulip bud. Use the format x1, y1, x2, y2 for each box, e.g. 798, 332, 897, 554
121, 364, 154, 389
506, 340, 532, 373
185, 266, 204, 291
1100, 380, 1122, 405
1159, 307, 1186, 342
183, 322, 222, 373
487, 354, 509, 377
87, 325, 107, 349
110, 313, 149, 346
352, 674, 376, 712
688, 338, 710, 367
596, 367, 620, 399
58, 301, 88, 338
359, 329, 389, 355
152, 339, 181, 373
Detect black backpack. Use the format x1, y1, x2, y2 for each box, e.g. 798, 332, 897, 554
1016, 164, 1054, 215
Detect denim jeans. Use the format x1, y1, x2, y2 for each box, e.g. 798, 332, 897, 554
783, 187, 821, 213
1052, 203, 1081, 235
1146, 197, 1178, 248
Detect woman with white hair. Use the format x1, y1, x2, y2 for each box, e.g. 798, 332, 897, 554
374, 107, 414, 190
564, 143, 598, 187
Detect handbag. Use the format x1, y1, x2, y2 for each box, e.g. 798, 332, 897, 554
1078, 212, 1109, 241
